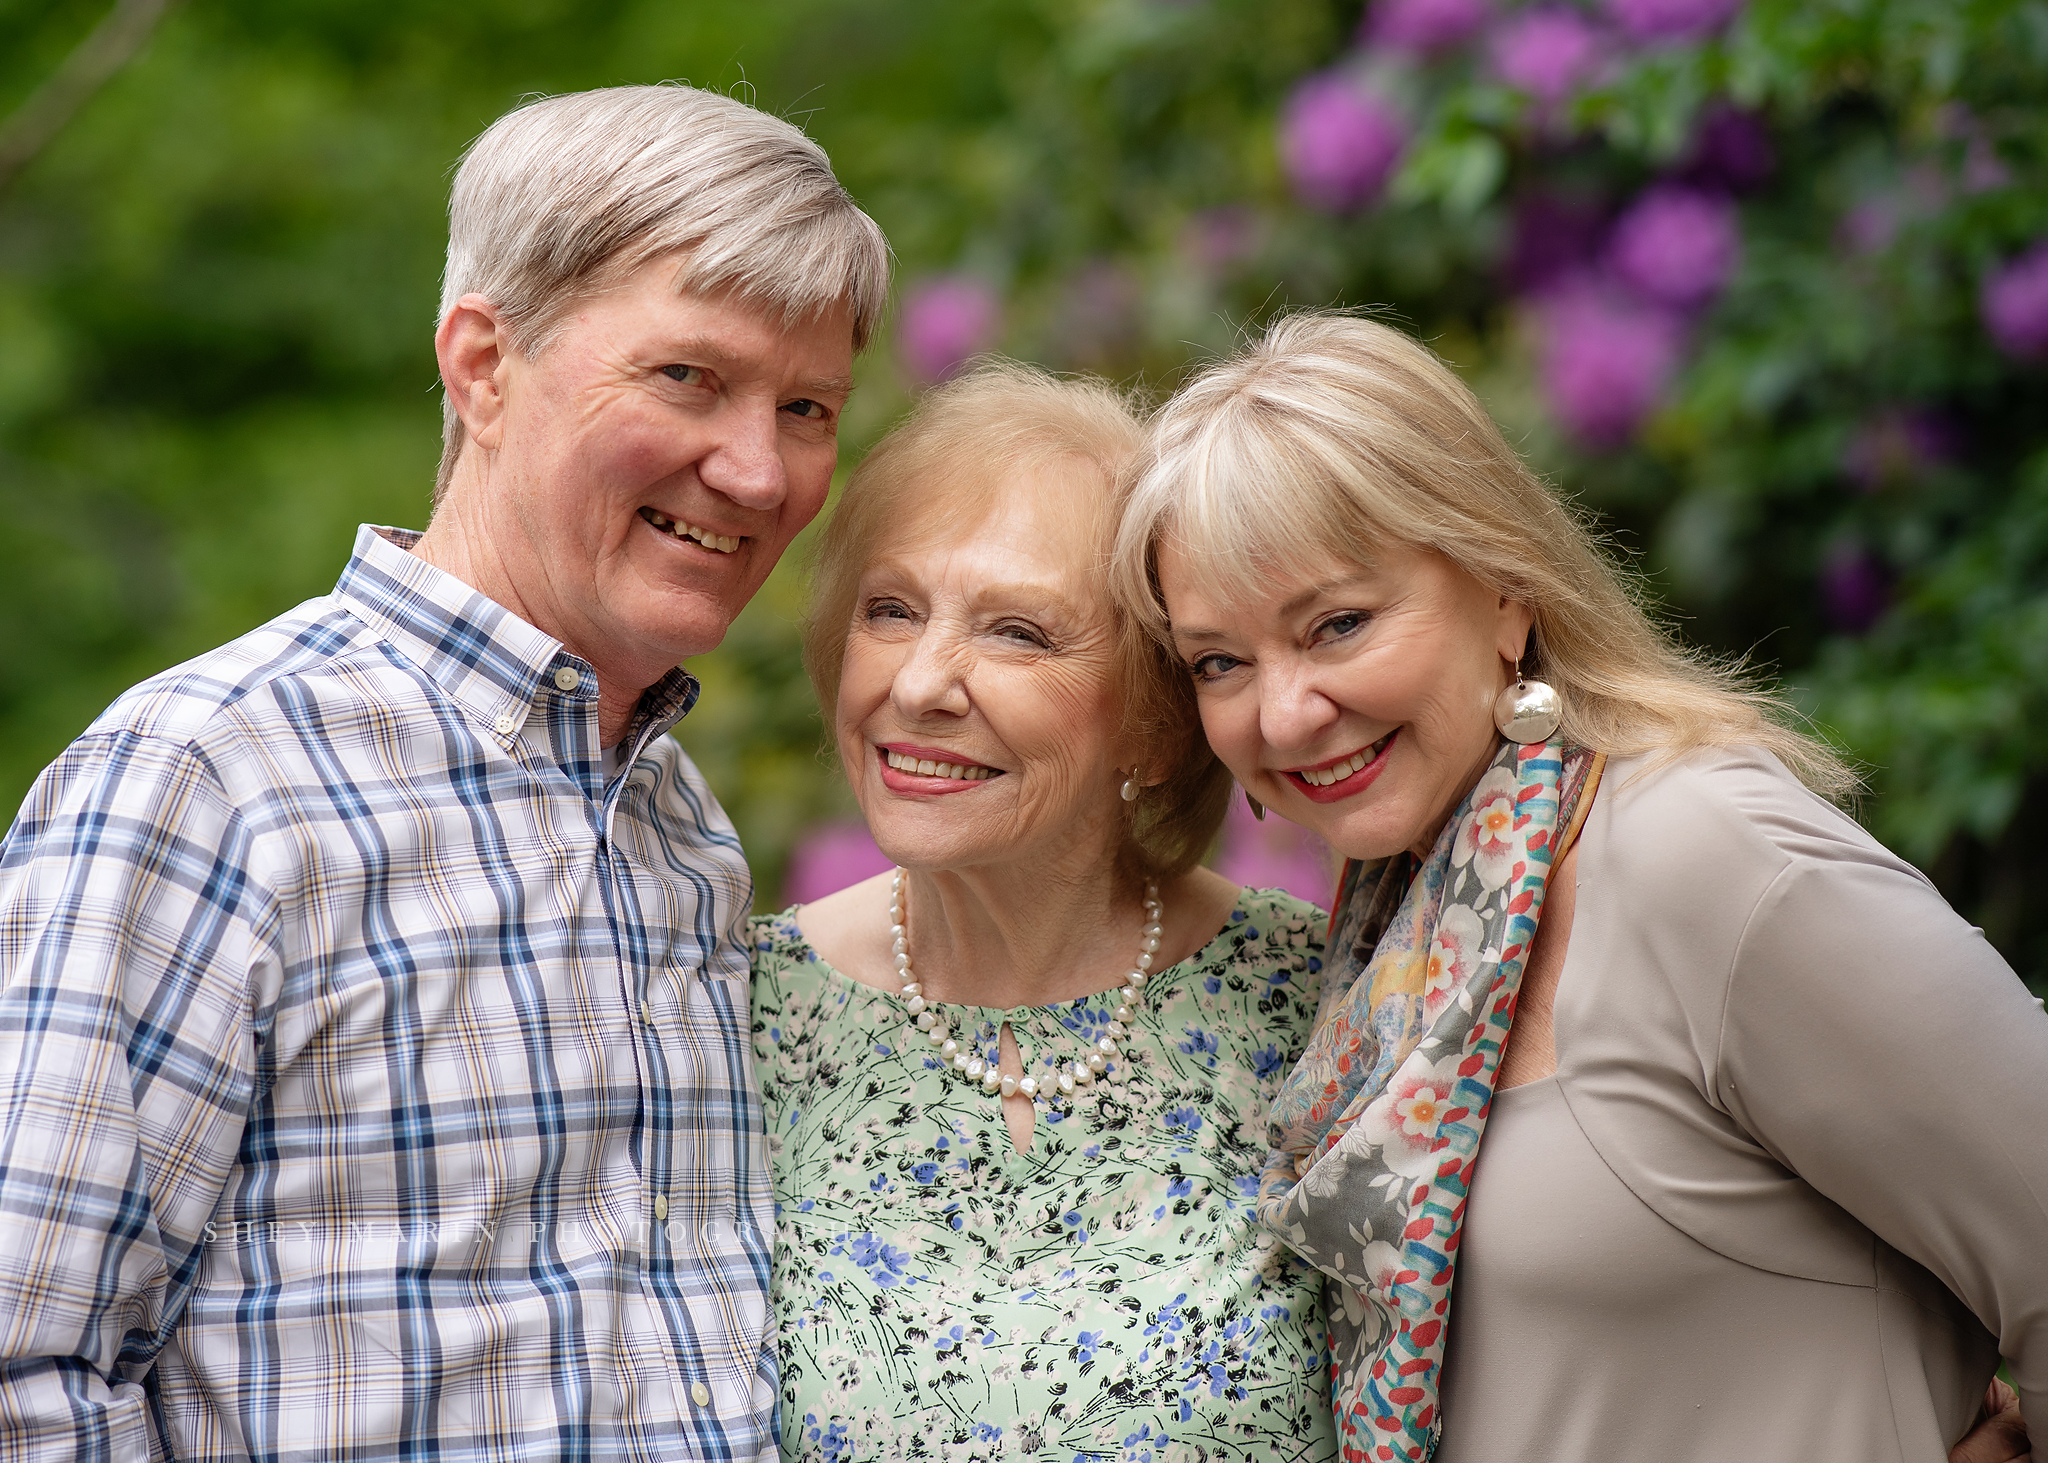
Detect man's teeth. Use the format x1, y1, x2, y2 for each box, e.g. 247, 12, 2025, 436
643, 509, 740, 554
886, 750, 994, 781
1300, 739, 1388, 787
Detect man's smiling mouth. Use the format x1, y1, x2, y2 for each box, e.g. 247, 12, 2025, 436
641, 507, 741, 554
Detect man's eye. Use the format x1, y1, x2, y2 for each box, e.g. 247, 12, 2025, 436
660, 364, 706, 385
783, 399, 828, 420
1311, 611, 1368, 644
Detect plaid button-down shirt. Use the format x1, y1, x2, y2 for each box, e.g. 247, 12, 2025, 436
0, 526, 774, 1462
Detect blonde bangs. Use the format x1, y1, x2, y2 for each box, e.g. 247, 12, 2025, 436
1113, 311, 1859, 802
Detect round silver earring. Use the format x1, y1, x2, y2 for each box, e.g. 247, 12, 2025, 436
1492, 642, 1563, 745
1120, 771, 1140, 802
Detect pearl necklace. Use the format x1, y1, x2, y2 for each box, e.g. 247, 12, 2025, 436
890, 869, 1163, 1110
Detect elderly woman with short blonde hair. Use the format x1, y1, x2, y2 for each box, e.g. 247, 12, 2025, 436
751, 363, 1338, 1461
1112, 312, 2046, 1462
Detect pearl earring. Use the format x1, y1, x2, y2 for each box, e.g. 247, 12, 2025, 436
1120, 771, 1140, 802
1492, 639, 1564, 745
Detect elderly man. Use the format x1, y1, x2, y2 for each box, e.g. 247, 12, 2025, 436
0, 86, 886, 1461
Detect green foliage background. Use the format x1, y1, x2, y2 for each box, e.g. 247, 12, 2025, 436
1, 0, 2043, 987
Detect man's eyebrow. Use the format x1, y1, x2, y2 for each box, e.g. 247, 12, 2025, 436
660, 335, 854, 400
795, 372, 856, 401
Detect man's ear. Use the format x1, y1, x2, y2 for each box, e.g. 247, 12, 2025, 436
436, 294, 512, 454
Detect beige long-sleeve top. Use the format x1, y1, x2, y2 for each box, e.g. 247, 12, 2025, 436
1432, 746, 2048, 1461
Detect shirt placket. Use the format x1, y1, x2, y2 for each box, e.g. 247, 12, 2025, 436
584, 690, 709, 1459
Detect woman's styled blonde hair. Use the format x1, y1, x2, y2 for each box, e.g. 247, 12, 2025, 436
435, 84, 891, 501
1111, 312, 1856, 799
804, 361, 1235, 877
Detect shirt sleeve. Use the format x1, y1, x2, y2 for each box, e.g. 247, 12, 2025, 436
0, 728, 274, 1460
1715, 852, 2048, 1428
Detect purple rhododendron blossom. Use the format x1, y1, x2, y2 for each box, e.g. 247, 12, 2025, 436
1937, 104, 2012, 194
1362, 0, 1490, 54
1535, 283, 1685, 446
1981, 241, 2048, 361
1058, 259, 1145, 366
1505, 192, 1608, 292
1603, 0, 1743, 41
898, 275, 1001, 383
1279, 75, 1407, 212
1838, 166, 1948, 257
782, 821, 894, 905
1488, 8, 1604, 106
1843, 408, 1960, 492
1685, 105, 1774, 192
1608, 187, 1740, 309
1819, 543, 1891, 635
1180, 205, 1261, 276
1215, 791, 1337, 908
1838, 197, 1903, 257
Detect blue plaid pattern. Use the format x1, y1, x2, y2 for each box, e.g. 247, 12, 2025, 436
0, 526, 773, 1462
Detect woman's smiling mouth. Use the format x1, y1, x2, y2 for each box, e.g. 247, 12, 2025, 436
1283, 731, 1397, 798
879, 745, 1003, 789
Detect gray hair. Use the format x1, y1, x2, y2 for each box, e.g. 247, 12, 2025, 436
1111, 312, 1857, 800
435, 83, 892, 500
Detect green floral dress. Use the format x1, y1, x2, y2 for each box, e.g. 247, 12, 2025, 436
749, 890, 1339, 1463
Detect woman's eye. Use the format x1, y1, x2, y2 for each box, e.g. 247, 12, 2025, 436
660, 364, 707, 386
997, 623, 1049, 648
864, 599, 912, 622
1311, 611, 1369, 645
782, 398, 828, 420
1189, 652, 1242, 681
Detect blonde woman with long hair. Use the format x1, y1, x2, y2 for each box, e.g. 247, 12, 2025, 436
1112, 313, 2044, 1463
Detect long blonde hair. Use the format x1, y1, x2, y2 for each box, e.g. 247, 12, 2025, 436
1110, 312, 1856, 799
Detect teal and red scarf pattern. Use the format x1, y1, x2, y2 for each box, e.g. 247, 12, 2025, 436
1257, 737, 1602, 1462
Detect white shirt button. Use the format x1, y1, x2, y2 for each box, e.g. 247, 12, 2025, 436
492, 714, 516, 736
653, 1194, 668, 1220
641, 1001, 653, 1025
689, 1381, 711, 1408
554, 666, 581, 691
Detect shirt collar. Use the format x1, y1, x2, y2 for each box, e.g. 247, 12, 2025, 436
332, 525, 700, 749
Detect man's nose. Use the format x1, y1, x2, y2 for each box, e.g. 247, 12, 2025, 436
698, 399, 790, 511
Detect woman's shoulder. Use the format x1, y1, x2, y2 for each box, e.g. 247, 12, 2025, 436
1578, 744, 1953, 975
1595, 744, 1916, 882
1177, 885, 1329, 1034
1227, 885, 1329, 938
747, 906, 836, 1002
747, 905, 810, 961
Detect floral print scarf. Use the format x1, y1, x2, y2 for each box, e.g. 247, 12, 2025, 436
1257, 737, 1603, 1462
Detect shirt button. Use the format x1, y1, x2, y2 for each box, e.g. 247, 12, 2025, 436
654, 1194, 668, 1220
689, 1381, 711, 1409
492, 714, 516, 736
641, 1001, 653, 1025
554, 666, 581, 691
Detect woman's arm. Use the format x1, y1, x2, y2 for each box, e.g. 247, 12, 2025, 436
1715, 853, 2048, 1433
